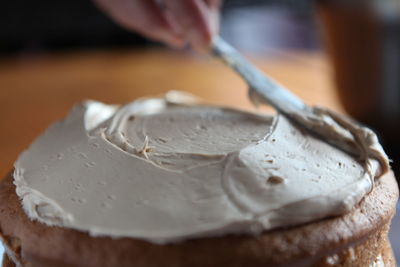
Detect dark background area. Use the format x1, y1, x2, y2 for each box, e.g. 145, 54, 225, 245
0, 0, 317, 55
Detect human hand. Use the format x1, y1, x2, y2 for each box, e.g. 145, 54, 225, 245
94, 0, 221, 50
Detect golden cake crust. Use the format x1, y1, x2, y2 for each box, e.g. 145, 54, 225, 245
0, 171, 398, 267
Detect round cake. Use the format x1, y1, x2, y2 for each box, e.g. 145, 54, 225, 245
0, 92, 398, 267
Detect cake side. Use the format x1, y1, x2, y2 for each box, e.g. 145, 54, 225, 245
0, 171, 398, 267
2, 94, 397, 266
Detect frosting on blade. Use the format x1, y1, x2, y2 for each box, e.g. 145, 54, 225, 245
249, 88, 389, 178
13, 92, 388, 244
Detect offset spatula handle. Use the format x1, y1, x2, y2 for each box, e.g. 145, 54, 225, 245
211, 36, 308, 115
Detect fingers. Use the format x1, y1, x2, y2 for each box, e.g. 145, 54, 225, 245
163, 0, 220, 50
94, 0, 184, 47
204, 0, 222, 9
93, 0, 221, 49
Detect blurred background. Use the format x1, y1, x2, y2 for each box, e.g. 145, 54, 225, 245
0, 0, 399, 262
0, 0, 319, 54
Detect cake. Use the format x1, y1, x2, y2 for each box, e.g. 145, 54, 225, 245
0, 92, 398, 266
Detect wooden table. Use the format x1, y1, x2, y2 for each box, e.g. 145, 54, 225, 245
0, 49, 342, 178
0, 48, 399, 262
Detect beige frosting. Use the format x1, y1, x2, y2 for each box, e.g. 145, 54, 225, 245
13, 92, 388, 244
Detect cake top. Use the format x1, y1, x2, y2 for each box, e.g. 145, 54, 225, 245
13, 91, 388, 244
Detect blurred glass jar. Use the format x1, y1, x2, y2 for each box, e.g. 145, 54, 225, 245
317, 0, 400, 171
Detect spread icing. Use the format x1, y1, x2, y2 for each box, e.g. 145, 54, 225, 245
13, 91, 388, 244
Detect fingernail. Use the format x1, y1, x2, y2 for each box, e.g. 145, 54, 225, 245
157, 30, 185, 48
166, 36, 186, 48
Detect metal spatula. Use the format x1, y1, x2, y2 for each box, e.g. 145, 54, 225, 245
212, 37, 308, 116
211, 36, 310, 117
210, 36, 388, 172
